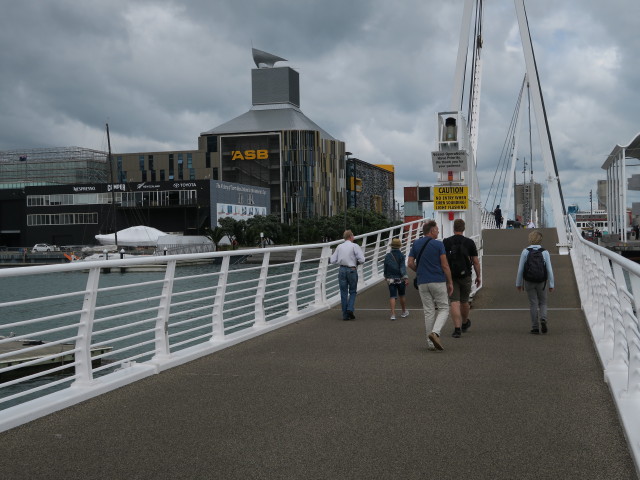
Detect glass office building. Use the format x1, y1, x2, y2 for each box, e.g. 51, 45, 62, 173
0, 147, 109, 189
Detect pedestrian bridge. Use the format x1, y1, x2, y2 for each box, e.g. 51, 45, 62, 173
0, 220, 639, 478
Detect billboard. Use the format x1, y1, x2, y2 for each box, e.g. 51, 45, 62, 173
210, 180, 270, 226
220, 134, 281, 188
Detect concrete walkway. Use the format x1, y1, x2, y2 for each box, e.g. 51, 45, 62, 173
0, 229, 637, 479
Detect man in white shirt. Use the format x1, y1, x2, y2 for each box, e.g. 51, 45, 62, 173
330, 230, 365, 320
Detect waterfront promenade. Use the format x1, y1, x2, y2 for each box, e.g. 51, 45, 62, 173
0, 228, 637, 479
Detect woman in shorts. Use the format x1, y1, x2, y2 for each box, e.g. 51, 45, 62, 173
383, 238, 410, 321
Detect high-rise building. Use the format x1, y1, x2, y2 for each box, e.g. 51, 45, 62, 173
514, 182, 544, 225
597, 179, 607, 211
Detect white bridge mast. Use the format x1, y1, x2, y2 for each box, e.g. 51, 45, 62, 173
514, 0, 569, 253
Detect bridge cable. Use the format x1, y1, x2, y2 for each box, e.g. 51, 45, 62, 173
520, 4, 566, 215
483, 75, 526, 211
465, 0, 483, 132
496, 76, 527, 210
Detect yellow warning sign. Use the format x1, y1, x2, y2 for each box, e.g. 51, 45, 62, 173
433, 185, 468, 211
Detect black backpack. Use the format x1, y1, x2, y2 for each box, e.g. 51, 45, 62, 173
446, 237, 471, 278
523, 247, 547, 283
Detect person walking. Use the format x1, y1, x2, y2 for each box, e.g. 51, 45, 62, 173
330, 229, 365, 321
515, 230, 554, 334
493, 205, 503, 229
408, 220, 453, 351
443, 219, 481, 338
383, 238, 410, 321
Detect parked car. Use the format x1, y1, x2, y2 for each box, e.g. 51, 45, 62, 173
32, 243, 59, 253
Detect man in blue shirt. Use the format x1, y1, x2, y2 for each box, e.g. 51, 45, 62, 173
408, 220, 453, 351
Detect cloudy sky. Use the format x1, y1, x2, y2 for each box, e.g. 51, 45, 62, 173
1, 0, 638, 221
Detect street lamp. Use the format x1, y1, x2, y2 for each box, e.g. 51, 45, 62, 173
344, 152, 352, 231
291, 190, 300, 244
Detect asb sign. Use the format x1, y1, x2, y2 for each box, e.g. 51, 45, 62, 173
431, 151, 468, 172
231, 150, 269, 161
433, 185, 468, 211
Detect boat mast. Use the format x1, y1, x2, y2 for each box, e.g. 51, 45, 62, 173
106, 123, 118, 248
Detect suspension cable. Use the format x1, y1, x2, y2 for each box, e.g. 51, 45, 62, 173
483, 75, 526, 210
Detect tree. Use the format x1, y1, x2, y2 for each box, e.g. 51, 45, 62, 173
217, 217, 248, 247
246, 214, 282, 245
203, 226, 226, 249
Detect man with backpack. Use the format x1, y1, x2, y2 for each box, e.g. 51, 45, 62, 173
515, 230, 555, 334
444, 219, 481, 338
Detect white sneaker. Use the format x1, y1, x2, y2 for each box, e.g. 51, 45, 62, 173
400, 311, 409, 318
390, 315, 396, 321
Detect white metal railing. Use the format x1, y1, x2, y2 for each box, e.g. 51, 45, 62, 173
0, 219, 425, 432
568, 216, 640, 470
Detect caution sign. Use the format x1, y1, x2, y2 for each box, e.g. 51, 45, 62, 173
433, 185, 468, 211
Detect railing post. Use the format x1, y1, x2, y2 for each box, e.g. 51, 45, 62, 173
288, 249, 302, 316
358, 235, 368, 287
597, 256, 613, 339
254, 251, 270, 328
152, 259, 176, 362
609, 300, 628, 370
72, 267, 101, 386
371, 232, 382, 279
628, 274, 640, 318
314, 245, 332, 306
211, 256, 230, 341
625, 333, 640, 397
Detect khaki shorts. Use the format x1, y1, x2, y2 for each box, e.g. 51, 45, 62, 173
450, 275, 472, 303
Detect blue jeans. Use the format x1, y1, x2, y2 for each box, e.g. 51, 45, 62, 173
338, 267, 358, 319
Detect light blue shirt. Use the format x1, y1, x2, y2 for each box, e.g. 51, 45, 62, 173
330, 240, 365, 267
515, 245, 554, 288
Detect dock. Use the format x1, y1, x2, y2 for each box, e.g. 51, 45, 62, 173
0, 339, 112, 381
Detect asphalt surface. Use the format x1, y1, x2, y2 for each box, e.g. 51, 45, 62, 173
0, 228, 637, 479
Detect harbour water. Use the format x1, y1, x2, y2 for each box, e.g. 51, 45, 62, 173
0, 259, 330, 410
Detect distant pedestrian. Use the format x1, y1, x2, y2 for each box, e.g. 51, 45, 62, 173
443, 219, 481, 338
493, 205, 503, 229
516, 230, 554, 334
408, 220, 453, 351
330, 230, 365, 321
383, 238, 409, 321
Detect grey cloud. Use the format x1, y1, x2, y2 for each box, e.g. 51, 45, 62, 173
0, 0, 638, 217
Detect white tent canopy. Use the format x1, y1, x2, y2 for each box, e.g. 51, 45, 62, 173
156, 235, 213, 247
95, 226, 166, 247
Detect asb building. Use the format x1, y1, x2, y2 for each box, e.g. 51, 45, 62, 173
0, 49, 396, 248
118, 48, 349, 225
